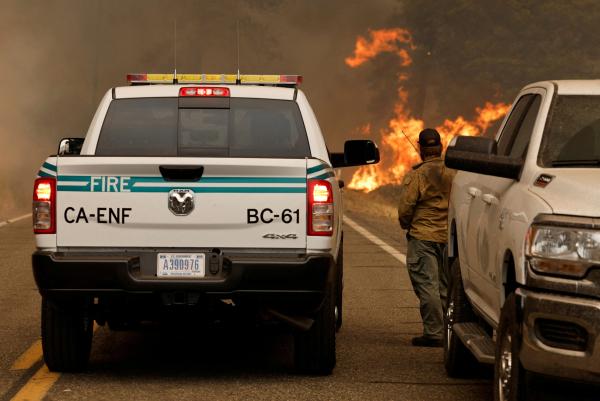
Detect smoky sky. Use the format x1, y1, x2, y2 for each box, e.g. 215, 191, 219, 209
3, 0, 600, 219
0, 0, 401, 218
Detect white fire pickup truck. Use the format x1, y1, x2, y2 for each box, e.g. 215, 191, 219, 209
32, 73, 379, 374
444, 80, 600, 400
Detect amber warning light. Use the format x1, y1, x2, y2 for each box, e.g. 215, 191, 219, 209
126, 73, 302, 86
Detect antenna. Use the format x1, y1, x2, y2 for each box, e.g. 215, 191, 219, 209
173, 19, 178, 83
236, 20, 241, 84
400, 129, 420, 154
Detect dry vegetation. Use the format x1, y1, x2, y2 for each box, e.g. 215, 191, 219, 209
343, 185, 400, 220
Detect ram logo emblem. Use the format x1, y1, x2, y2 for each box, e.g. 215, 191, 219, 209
168, 189, 195, 216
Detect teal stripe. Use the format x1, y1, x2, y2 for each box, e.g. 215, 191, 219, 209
38, 170, 55, 178
42, 162, 57, 172
134, 187, 306, 193
125, 176, 169, 183
312, 171, 335, 180
57, 185, 90, 191
57, 176, 306, 184
57, 186, 306, 193
307, 164, 327, 174
200, 177, 306, 184
58, 175, 91, 182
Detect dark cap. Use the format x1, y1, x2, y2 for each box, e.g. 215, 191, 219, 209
418, 128, 441, 147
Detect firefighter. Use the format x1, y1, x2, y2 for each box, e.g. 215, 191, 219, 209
397, 128, 455, 347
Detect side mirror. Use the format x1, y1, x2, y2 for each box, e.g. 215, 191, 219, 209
451, 136, 497, 155
331, 140, 380, 168
445, 136, 522, 180
58, 138, 84, 156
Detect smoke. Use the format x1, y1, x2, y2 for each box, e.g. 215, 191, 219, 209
4, 0, 599, 218
0, 0, 400, 219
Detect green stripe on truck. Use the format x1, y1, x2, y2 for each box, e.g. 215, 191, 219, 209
57, 176, 306, 184
312, 171, 335, 180
57, 185, 306, 193
42, 162, 57, 172
307, 164, 328, 174
37, 171, 55, 178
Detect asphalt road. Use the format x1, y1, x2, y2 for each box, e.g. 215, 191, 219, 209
0, 210, 494, 401
0, 209, 494, 401
3, 209, 597, 400
2, 199, 598, 400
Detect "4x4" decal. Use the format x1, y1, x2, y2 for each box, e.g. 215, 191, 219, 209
262, 233, 298, 240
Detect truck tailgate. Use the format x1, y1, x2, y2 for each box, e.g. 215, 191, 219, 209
56, 157, 307, 249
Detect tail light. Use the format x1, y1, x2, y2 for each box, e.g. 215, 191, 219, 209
33, 177, 56, 234
307, 179, 334, 236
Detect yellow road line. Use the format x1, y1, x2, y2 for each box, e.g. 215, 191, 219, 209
9, 323, 101, 401
10, 340, 42, 371
10, 365, 60, 401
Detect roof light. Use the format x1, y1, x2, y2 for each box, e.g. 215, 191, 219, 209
127, 73, 302, 86
280, 75, 303, 84
179, 87, 230, 97
127, 73, 148, 82
239, 75, 302, 85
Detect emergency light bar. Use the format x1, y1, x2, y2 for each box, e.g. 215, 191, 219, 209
127, 73, 303, 86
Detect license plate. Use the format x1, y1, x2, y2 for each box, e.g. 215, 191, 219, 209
157, 253, 205, 278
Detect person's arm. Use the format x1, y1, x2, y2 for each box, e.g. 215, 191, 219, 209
397, 172, 420, 229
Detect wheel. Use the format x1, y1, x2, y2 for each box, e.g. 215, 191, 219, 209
335, 239, 344, 332
444, 257, 478, 377
294, 282, 336, 375
42, 297, 94, 372
494, 293, 530, 401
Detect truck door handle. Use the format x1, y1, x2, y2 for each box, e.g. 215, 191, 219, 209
467, 187, 482, 198
159, 165, 204, 182
482, 194, 499, 205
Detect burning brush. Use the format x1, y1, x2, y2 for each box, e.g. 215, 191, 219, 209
345, 28, 510, 192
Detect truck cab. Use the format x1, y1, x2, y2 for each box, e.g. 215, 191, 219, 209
444, 80, 600, 400
32, 73, 379, 374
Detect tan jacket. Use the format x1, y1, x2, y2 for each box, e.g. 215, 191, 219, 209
397, 157, 455, 243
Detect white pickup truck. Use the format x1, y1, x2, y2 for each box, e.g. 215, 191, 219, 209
31, 73, 379, 374
444, 80, 600, 400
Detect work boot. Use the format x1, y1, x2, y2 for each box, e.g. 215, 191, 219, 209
411, 336, 443, 347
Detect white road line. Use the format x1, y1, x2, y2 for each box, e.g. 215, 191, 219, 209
0, 213, 31, 228
343, 215, 407, 265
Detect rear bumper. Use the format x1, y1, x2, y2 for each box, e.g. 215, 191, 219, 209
517, 287, 600, 383
32, 251, 333, 313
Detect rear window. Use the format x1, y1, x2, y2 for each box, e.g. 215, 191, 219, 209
95, 97, 311, 158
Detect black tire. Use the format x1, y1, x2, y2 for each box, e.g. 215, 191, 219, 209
335, 239, 344, 332
493, 293, 529, 401
42, 297, 93, 372
294, 283, 336, 375
444, 257, 478, 377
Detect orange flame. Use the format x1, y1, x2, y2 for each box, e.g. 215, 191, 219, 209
345, 29, 510, 192
345, 28, 414, 68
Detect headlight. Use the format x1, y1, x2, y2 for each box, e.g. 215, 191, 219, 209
526, 225, 600, 278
